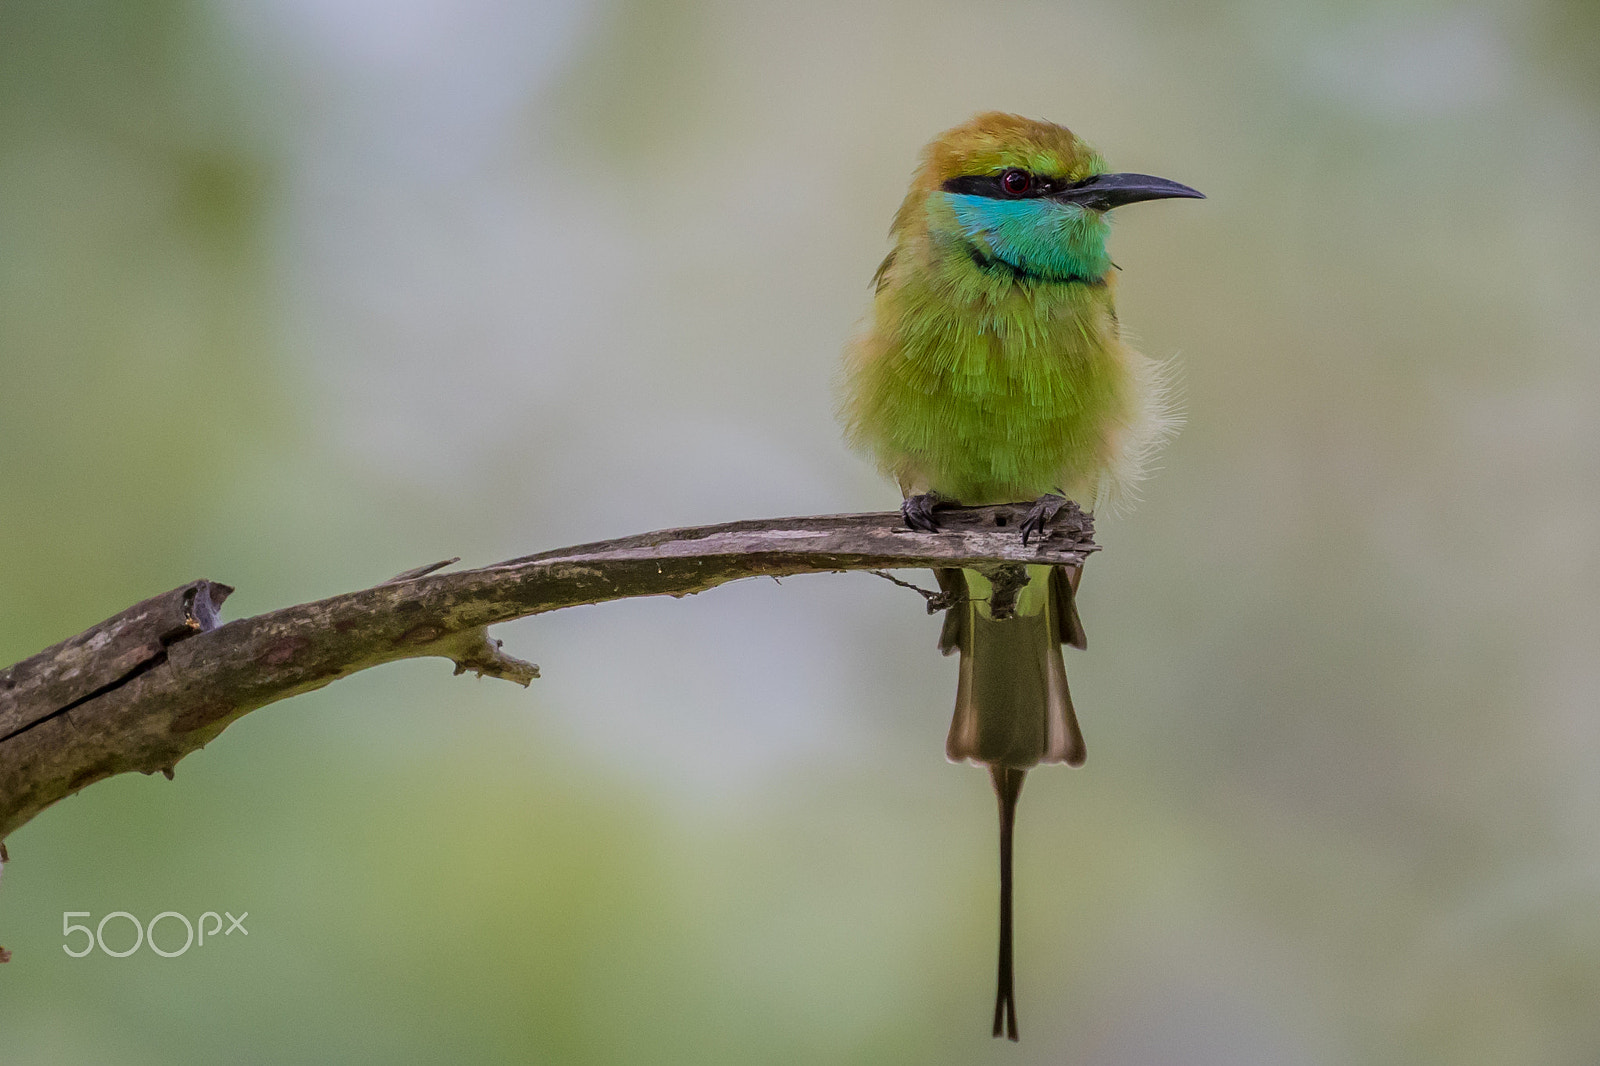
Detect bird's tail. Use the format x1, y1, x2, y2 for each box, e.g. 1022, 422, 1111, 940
936, 563, 1087, 1041
941, 564, 1085, 770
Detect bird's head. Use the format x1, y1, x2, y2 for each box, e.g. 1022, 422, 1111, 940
895, 112, 1202, 285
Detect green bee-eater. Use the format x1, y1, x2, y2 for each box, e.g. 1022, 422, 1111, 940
841, 112, 1201, 1039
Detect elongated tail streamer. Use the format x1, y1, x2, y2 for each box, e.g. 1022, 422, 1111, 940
991, 765, 1026, 1040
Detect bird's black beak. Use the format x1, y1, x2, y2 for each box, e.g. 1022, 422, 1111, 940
1051, 173, 1204, 211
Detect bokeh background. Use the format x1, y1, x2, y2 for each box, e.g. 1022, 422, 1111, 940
3, 0, 1600, 1061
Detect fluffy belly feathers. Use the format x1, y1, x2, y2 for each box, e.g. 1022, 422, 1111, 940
845, 291, 1142, 506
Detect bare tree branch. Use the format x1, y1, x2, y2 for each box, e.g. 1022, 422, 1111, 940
0, 504, 1095, 841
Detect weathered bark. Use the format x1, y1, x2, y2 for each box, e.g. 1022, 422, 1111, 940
0, 504, 1095, 841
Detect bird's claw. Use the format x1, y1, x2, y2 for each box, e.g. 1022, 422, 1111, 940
901, 492, 944, 532
1019, 493, 1067, 546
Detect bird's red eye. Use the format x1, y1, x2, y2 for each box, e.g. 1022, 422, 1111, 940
1000, 169, 1032, 196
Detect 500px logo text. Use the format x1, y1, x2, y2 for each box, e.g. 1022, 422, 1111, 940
63, 910, 248, 958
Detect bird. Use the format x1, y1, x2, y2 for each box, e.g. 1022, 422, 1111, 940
840, 112, 1201, 1040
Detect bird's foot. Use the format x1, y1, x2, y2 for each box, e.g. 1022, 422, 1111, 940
1019, 493, 1068, 546
901, 492, 945, 532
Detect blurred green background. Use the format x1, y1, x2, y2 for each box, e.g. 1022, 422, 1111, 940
3, 0, 1599, 1061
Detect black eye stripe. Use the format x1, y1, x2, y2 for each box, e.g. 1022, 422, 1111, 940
941, 172, 1076, 199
